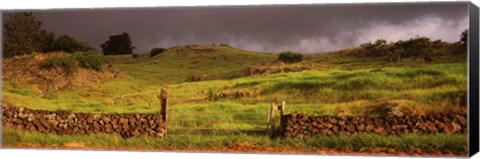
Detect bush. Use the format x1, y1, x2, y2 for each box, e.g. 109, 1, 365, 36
278, 51, 303, 63
393, 36, 432, 61
359, 39, 392, 57
40, 56, 78, 72
52, 35, 96, 53
72, 51, 105, 71
150, 48, 166, 57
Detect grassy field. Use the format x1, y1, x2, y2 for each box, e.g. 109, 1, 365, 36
1, 44, 468, 153
2, 128, 467, 153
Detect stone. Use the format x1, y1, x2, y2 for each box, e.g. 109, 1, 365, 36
87, 117, 93, 124
434, 120, 445, 130
346, 124, 355, 132
425, 121, 438, 133
454, 115, 467, 126
444, 121, 461, 134
14, 119, 23, 125
4, 122, 14, 128
327, 117, 337, 124
68, 114, 76, 120
47, 113, 56, 120
356, 123, 365, 132
26, 122, 36, 131
366, 124, 374, 132
119, 118, 128, 125
93, 114, 102, 121
93, 122, 100, 129
374, 127, 384, 134
397, 124, 408, 130
104, 117, 111, 123
27, 114, 35, 122
18, 113, 28, 120
39, 118, 51, 130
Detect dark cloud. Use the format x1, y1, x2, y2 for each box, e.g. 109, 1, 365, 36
2, 2, 469, 54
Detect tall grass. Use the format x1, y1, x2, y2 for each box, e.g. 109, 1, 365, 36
3, 128, 467, 152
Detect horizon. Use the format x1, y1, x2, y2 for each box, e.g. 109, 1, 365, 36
2, 2, 469, 54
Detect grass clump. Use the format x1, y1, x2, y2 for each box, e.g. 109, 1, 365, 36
72, 51, 104, 71
40, 51, 104, 72
40, 55, 78, 72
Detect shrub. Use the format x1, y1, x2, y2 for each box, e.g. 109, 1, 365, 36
359, 39, 392, 57
72, 51, 105, 71
393, 36, 432, 62
278, 51, 303, 63
52, 35, 96, 53
150, 48, 166, 57
40, 56, 78, 72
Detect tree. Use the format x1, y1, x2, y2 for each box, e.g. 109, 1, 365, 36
51, 35, 95, 53
35, 30, 56, 53
100, 33, 135, 55
150, 47, 166, 57
460, 29, 468, 45
460, 29, 468, 53
2, 12, 42, 57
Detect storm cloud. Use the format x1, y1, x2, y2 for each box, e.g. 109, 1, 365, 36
3, 2, 469, 54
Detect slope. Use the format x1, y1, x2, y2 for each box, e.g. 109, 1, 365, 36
105, 45, 277, 85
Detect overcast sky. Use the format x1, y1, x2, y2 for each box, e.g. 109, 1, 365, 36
3, 2, 469, 54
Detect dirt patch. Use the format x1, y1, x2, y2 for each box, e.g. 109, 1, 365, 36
3, 144, 467, 157
63, 142, 87, 149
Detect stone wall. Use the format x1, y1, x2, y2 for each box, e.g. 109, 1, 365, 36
280, 111, 467, 138
1, 106, 167, 138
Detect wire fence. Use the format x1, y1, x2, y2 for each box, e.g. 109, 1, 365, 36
167, 111, 270, 137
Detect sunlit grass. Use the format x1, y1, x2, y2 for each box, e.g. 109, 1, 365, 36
2, 46, 468, 151
2, 128, 467, 152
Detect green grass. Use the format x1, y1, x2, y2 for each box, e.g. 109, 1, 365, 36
104, 45, 276, 85
2, 44, 468, 151
3, 128, 467, 152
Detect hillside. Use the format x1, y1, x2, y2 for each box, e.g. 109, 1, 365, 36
2, 44, 468, 115
2, 53, 124, 96
105, 45, 277, 85
2, 43, 469, 154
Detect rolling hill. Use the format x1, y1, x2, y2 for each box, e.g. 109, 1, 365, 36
105, 45, 277, 85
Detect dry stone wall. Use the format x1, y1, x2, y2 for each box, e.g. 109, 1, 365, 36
1, 106, 167, 138
280, 111, 467, 138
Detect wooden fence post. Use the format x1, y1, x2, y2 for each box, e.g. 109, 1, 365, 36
278, 101, 286, 136
280, 101, 285, 117
266, 103, 271, 137
269, 102, 276, 138
160, 87, 168, 137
